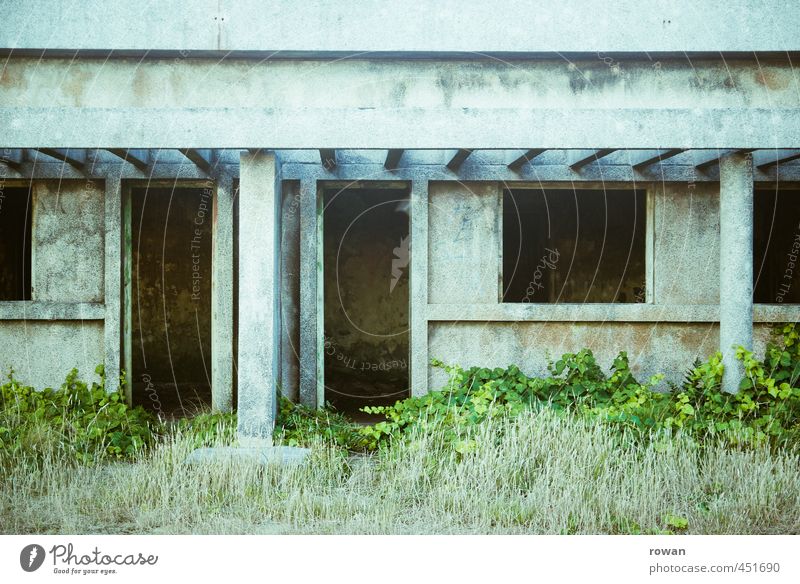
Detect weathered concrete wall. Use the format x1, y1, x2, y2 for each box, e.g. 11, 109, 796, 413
654, 183, 720, 305
32, 180, 104, 302
0, 321, 104, 388
0, 180, 105, 388
429, 321, 782, 390
428, 182, 500, 304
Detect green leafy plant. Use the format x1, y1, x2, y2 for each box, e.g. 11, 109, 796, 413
276, 396, 366, 450
0, 366, 158, 464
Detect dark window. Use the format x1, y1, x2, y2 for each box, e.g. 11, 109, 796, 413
0, 186, 32, 301
503, 188, 646, 303
754, 188, 800, 304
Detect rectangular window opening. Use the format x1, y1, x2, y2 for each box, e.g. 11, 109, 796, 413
0, 186, 32, 301
502, 188, 646, 303
754, 188, 800, 304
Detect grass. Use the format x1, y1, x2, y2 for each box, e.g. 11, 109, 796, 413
2, 409, 799, 534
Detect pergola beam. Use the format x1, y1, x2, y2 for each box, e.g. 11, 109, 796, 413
179, 149, 217, 173
320, 149, 337, 170
568, 149, 617, 170
695, 149, 757, 171
446, 149, 473, 171
630, 148, 686, 170
384, 149, 404, 170
34, 148, 86, 171
755, 150, 800, 170
106, 148, 150, 172
0, 148, 24, 171
508, 149, 547, 170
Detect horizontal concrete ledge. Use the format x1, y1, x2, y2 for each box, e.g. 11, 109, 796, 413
0, 301, 105, 320
185, 446, 311, 466
2, 0, 798, 53
3, 160, 800, 184
3, 108, 800, 149
426, 304, 800, 323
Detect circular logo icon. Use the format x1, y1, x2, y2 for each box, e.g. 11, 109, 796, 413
20, 544, 45, 572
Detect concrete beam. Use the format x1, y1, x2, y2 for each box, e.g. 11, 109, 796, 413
237, 151, 282, 444
106, 148, 150, 172
6, 108, 800, 149
384, 149, 404, 170
446, 149, 473, 171
630, 148, 685, 170
719, 152, 754, 394
568, 149, 616, 170
180, 149, 217, 173
0, 148, 24, 171
35, 148, 86, 172
319, 149, 337, 171
508, 150, 547, 170
695, 149, 757, 171
3, 0, 799, 54
755, 149, 800, 170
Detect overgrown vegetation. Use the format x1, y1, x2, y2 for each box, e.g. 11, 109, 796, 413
1, 324, 800, 534
362, 324, 800, 451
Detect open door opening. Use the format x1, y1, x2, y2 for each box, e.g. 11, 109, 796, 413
129, 186, 213, 417
323, 185, 410, 416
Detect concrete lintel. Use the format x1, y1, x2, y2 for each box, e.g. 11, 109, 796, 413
630, 148, 686, 170
237, 151, 282, 443
0, 148, 24, 171
568, 149, 617, 170
755, 149, 800, 170
719, 152, 754, 393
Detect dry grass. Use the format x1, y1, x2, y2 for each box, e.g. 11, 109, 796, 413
1, 409, 799, 534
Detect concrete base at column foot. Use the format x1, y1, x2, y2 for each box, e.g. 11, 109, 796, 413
185, 446, 311, 466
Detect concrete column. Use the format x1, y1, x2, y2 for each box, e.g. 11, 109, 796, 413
280, 181, 301, 402
719, 152, 754, 393
103, 172, 123, 394
409, 180, 429, 397
299, 179, 322, 408
237, 152, 282, 445
211, 172, 235, 412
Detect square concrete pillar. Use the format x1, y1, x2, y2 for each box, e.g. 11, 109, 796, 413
237, 151, 282, 444
211, 172, 235, 413
719, 152, 754, 393
103, 172, 123, 395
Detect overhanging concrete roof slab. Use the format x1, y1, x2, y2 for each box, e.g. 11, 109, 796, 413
2, 0, 799, 54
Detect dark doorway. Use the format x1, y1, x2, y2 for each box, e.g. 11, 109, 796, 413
129, 186, 213, 417
0, 187, 32, 301
323, 185, 410, 415
754, 188, 800, 304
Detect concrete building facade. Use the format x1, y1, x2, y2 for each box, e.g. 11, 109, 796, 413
2, 1, 800, 444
